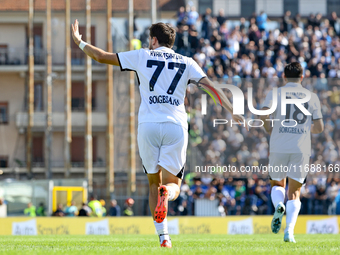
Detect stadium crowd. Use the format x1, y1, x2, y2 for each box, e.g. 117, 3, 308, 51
160, 7, 340, 216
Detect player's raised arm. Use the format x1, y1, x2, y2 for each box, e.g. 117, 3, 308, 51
198, 77, 248, 131
71, 19, 119, 66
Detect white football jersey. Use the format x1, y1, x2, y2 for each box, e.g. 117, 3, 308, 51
117, 47, 206, 129
263, 82, 322, 155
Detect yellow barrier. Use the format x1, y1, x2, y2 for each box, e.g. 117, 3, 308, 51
52, 186, 87, 212
0, 216, 339, 235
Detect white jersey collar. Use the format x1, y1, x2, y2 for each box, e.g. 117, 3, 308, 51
284, 82, 302, 88
154, 46, 175, 53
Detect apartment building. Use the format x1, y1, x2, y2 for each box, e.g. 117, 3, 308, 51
0, 0, 183, 184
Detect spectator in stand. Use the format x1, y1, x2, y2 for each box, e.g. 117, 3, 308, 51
123, 198, 134, 216
78, 203, 90, 216
204, 182, 217, 200
201, 8, 213, 39
327, 180, 339, 214
176, 6, 187, 26
234, 180, 246, 215
36, 202, 46, 216
300, 183, 313, 214
253, 180, 268, 214
314, 183, 328, 214
53, 204, 66, 217
239, 17, 246, 32
336, 190, 340, 214
308, 13, 316, 28
187, 6, 199, 27
256, 137, 269, 165
294, 13, 302, 28
314, 13, 323, 28
282, 11, 291, 32
248, 24, 261, 44
131, 36, 142, 50
88, 195, 103, 217
329, 86, 340, 106
108, 199, 121, 216
329, 12, 339, 35
178, 200, 189, 215
256, 11, 268, 32
216, 9, 227, 26
0, 198, 7, 217
189, 26, 199, 56
24, 202, 36, 217
65, 201, 78, 217
193, 186, 205, 199
100, 199, 107, 216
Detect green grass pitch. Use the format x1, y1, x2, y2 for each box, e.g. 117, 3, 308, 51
0, 234, 339, 255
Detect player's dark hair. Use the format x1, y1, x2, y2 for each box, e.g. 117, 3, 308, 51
284, 62, 303, 82
149, 23, 176, 48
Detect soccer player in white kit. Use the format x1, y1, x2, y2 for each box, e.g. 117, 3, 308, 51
72, 20, 245, 247
261, 62, 324, 243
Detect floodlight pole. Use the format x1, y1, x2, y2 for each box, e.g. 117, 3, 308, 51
64, 0, 72, 177
151, 0, 157, 24
128, 0, 136, 196
27, 0, 34, 177
85, 0, 93, 193
106, 0, 115, 197
45, 0, 53, 179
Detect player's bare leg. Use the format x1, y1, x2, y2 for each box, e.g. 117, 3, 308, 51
147, 170, 172, 247
155, 167, 181, 222
147, 170, 162, 219
284, 178, 302, 243
153, 166, 182, 248
270, 179, 286, 234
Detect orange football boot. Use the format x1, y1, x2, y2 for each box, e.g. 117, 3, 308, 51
154, 185, 169, 223
160, 240, 172, 248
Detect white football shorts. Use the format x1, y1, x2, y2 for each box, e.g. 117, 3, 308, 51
268, 152, 310, 184
137, 122, 188, 179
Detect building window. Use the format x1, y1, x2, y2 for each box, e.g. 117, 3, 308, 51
241, 0, 256, 18
284, 0, 299, 16
26, 25, 44, 65
328, 0, 340, 16
34, 83, 43, 111
71, 136, 97, 167
33, 136, 44, 164
71, 82, 96, 111
0, 102, 8, 124
0, 156, 8, 168
198, 0, 213, 14
0, 45, 8, 65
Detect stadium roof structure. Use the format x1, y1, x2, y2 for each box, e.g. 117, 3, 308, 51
0, 0, 184, 12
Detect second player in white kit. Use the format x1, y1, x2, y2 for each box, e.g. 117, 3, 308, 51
263, 82, 323, 183
261, 62, 324, 243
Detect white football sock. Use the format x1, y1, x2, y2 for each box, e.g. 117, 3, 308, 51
159, 233, 171, 243
166, 185, 179, 201
285, 199, 301, 234
271, 186, 285, 208
154, 218, 168, 236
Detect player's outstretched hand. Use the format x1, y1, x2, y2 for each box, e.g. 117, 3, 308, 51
232, 114, 249, 131
71, 19, 82, 46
